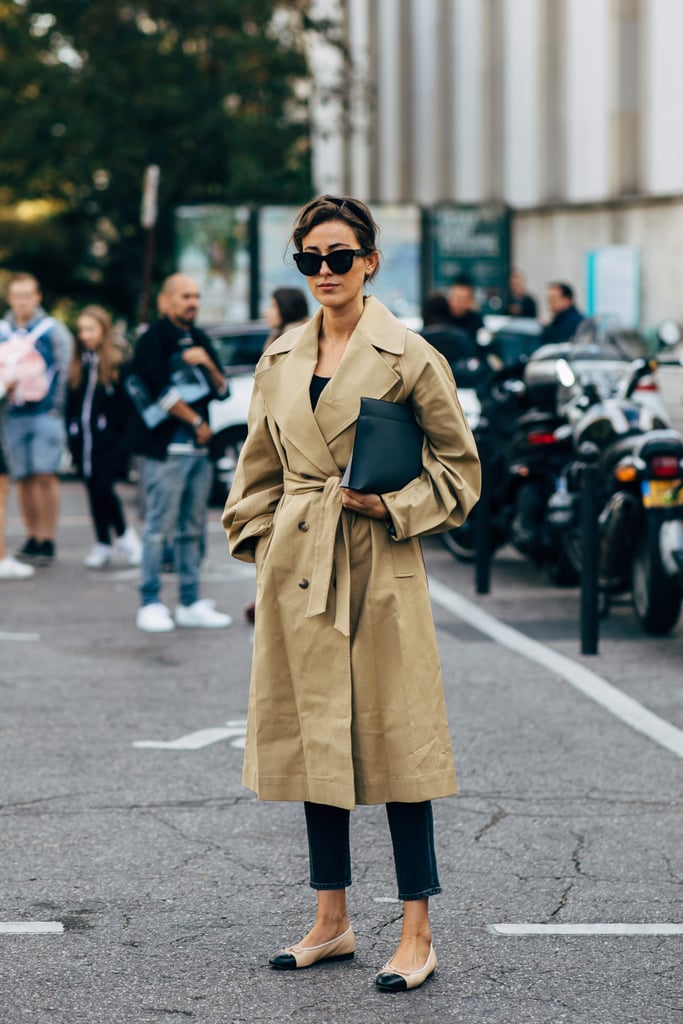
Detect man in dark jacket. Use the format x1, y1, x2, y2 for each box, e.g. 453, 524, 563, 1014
128, 273, 232, 633
541, 282, 585, 342
503, 269, 538, 318
447, 275, 485, 345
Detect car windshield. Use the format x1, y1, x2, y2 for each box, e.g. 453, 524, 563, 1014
206, 325, 270, 370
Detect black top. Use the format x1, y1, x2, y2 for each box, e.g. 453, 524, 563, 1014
309, 374, 330, 411
66, 353, 130, 480
124, 316, 224, 461
541, 305, 585, 343
449, 310, 485, 340
503, 293, 538, 318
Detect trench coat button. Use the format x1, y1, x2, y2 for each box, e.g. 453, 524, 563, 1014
298, 579, 309, 589
297, 521, 309, 532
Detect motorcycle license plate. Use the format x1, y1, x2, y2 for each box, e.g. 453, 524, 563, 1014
641, 479, 683, 509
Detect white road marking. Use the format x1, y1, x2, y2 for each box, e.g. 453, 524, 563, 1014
429, 577, 683, 760
490, 923, 683, 936
372, 897, 400, 904
0, 922, 64, 935
134, 719, 247, 750
0, 630, 41, 642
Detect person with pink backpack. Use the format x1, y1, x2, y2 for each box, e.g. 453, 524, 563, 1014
0, 273, 73, 566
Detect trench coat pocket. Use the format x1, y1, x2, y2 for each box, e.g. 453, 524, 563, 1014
254, 530, 274, 573
389, 536, 416, 578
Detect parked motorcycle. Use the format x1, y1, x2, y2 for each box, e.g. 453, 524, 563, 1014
441, 317, 672, 587
548, 354, 683, 634
441, 357, 578, 583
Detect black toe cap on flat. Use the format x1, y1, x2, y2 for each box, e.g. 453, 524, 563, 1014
269, 952, 297, 970
375, 972, 408, 992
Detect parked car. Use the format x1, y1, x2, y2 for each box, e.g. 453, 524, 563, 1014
203, 321, 270, 505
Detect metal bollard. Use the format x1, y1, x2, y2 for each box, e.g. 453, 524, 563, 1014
474, 422, 492, 595
578, 442, 601, 655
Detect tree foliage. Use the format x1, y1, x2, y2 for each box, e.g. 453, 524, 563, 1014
0, 0, 313, 316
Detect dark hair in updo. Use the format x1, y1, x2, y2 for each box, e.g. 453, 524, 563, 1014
290, 195, 380, 282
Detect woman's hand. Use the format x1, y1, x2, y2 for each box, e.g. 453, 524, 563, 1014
340, 487, 389, 521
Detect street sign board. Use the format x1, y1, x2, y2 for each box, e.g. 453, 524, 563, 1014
429, 202, 511, 312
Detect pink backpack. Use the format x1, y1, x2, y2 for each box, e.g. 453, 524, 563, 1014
0, 317, 54, 405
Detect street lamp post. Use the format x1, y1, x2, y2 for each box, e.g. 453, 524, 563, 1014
137, 164, 160, 327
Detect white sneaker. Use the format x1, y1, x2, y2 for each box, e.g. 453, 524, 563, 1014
0, 555, 35, 580
115, 526, 142, 566
136, 602, 176, 633
84, 543, 113, 569
174, 599, 232, 629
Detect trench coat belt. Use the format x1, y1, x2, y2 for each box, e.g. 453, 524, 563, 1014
282, 470, 351, 637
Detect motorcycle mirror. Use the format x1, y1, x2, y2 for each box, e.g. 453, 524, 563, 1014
625, 358, 650, 397
555, 358, 576, 388
657, 319, 682, 347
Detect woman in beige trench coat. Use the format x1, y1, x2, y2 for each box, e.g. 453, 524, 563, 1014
223, 196, 480, 992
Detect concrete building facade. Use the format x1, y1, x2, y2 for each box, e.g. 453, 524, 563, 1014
309, 0, 683, 325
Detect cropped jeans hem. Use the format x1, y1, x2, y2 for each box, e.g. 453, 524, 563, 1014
310, 880, 353, 891
398, 886, 442, 901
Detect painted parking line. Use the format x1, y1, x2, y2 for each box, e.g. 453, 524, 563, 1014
0, 630, 41, 643
490, 923, 683, 936
134, 719, 247, 750
0, 922, 64, 935
429, 577, 683, 760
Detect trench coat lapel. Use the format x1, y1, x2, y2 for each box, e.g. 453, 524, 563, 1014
256, 297, 405, 474
255, 310, 339, 477
313, 301, 403, 444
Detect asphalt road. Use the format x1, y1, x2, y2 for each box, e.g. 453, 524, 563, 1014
1, 481, 681, 1024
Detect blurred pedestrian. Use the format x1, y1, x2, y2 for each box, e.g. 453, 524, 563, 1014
0, 273, 73, 566
224, 195, 480, 991
128, 273, 232, 633
503, 269, 538, 318
264, 286, 309, 350
446, 274, 485, 344
421, 291, 478, 363
66, 306, 141, 569
0, 387, 34, 580
541, 281, 585, 342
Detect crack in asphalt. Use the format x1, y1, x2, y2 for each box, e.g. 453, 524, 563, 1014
474, 806, 507, 842
0, 795, 255, 817
571, 832, 585, 875
549, 881, 574, 918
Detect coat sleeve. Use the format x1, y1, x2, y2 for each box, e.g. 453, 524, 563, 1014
382, 341, 481, 541
47, 321, 74, 414
221, 379, 284, 562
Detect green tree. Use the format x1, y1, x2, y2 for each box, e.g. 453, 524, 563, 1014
0, 0, 313, 316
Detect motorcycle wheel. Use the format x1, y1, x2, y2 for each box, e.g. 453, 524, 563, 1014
631, 525, 683, 635
545, 546, 580, 587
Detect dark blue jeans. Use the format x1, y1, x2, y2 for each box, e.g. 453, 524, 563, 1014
304, 801, 441, 901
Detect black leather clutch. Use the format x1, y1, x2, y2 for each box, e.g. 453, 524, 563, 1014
340, 397, 424, 494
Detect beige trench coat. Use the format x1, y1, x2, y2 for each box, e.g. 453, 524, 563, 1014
223, 297, 481, 810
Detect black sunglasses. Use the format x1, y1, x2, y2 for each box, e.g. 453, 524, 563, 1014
293, 249, 366, 277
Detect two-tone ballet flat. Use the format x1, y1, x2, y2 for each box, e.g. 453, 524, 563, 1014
375, 943, 437, 992
268, 925, 356, 970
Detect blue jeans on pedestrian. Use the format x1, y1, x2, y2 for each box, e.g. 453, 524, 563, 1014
304, 800, 442, 900
139, 452, 211, 608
